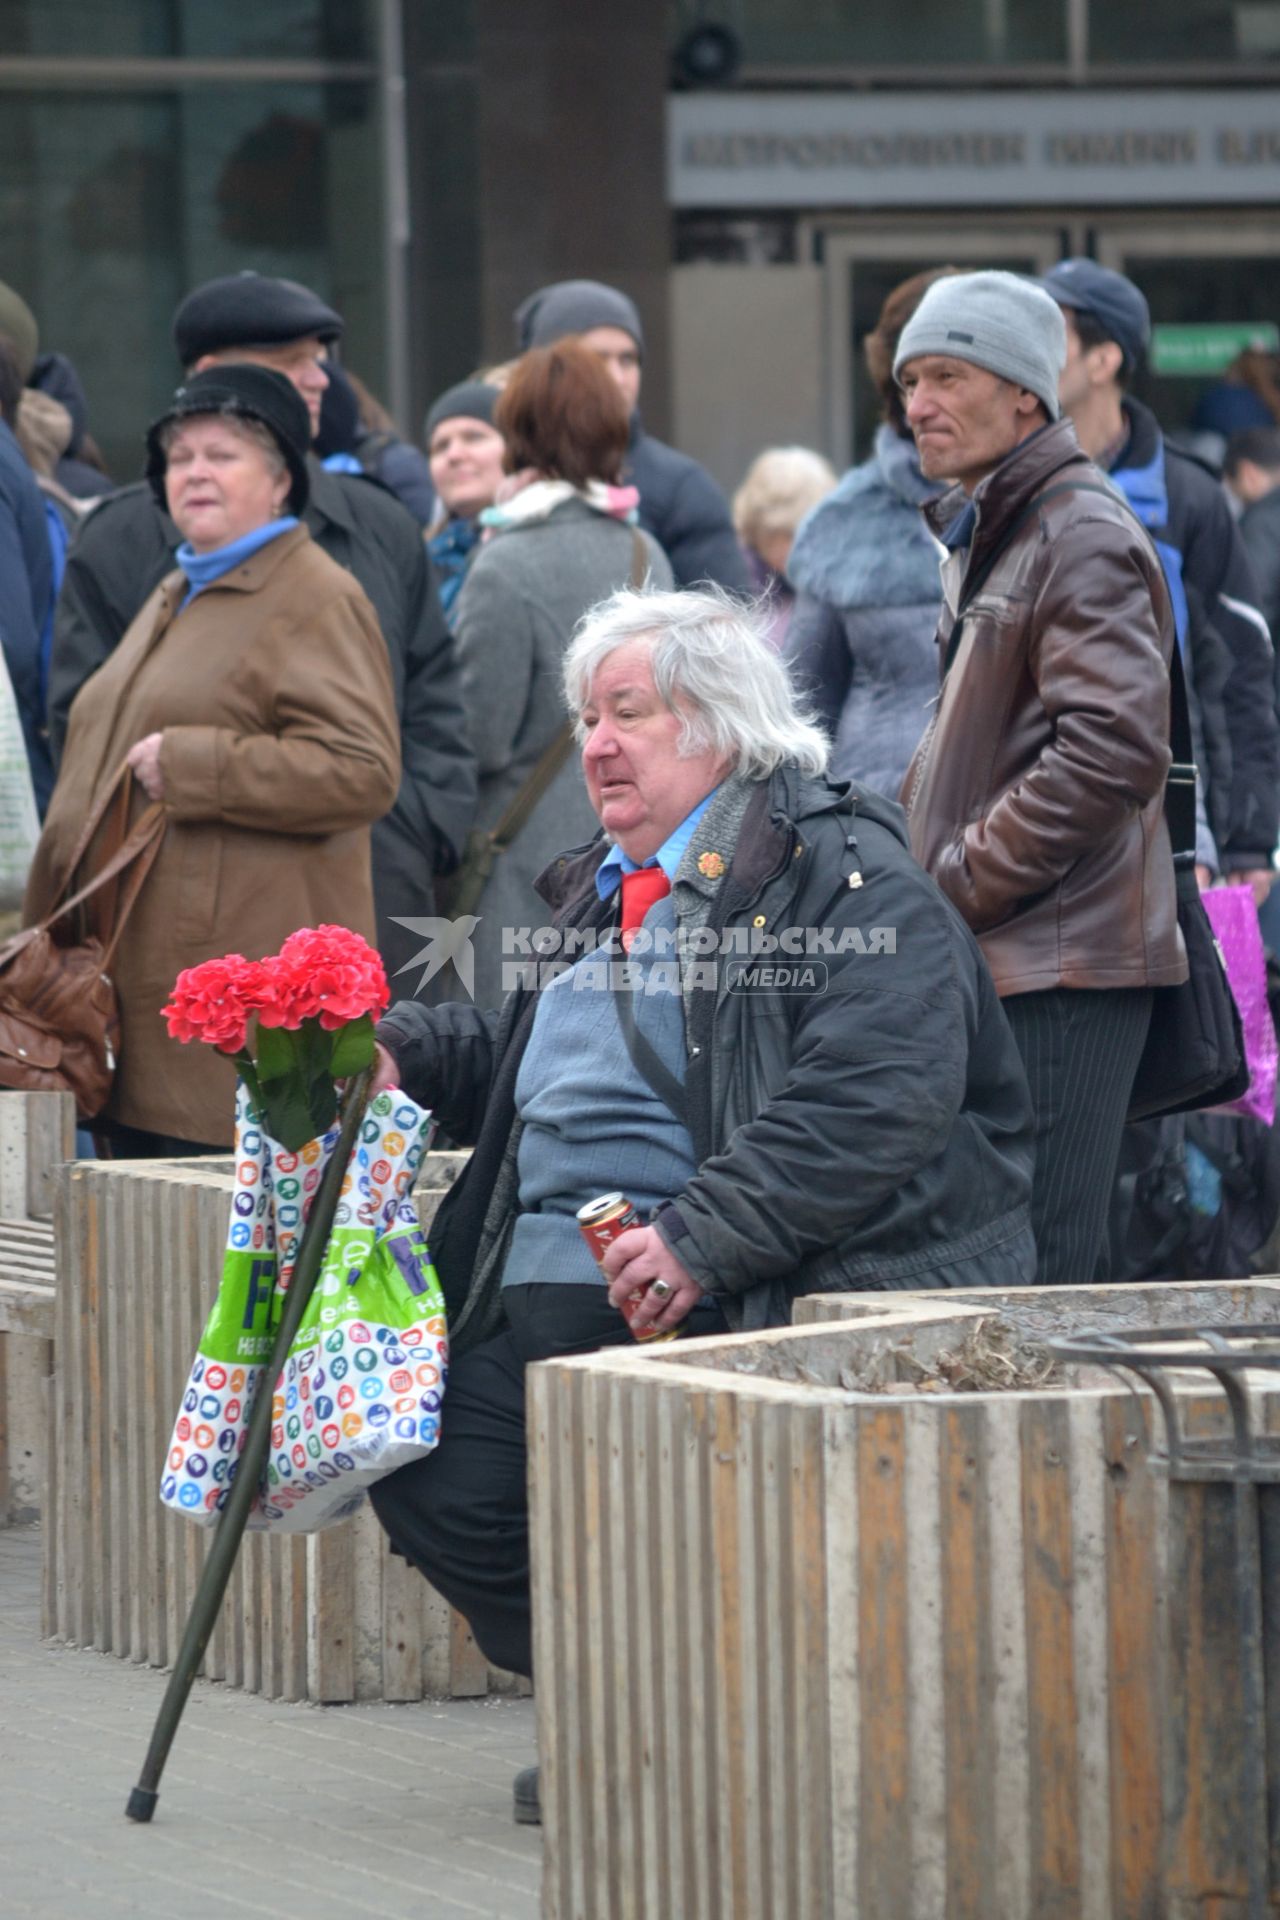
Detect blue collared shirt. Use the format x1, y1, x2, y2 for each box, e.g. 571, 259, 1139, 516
594, 786, 720, 902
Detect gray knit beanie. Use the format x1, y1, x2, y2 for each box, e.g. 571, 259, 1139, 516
893, 270, 1066, 421
515, 279, 644, 356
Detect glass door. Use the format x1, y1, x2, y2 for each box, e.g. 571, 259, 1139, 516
1095, 219, 1280, 461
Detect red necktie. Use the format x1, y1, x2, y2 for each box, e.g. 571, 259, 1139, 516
619, 866, 671, 953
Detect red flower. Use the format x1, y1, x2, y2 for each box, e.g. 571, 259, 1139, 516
162, 955, 273, 1054
257, 925, 389, 1033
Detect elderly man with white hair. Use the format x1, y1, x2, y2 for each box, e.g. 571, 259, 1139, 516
368, 585, 1035, 1822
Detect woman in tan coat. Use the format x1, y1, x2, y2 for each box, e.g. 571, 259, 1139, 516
25, 365, 400, 1153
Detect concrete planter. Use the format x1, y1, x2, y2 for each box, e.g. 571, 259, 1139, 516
528, 1281, 1280, 1920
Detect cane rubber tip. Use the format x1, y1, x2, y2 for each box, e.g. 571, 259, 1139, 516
126, 1786, 158, 1823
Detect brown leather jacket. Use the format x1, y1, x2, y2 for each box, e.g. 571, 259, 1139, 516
901, 419, 1187, 998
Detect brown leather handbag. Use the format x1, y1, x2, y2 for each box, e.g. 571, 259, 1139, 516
0, 766, 166, 1120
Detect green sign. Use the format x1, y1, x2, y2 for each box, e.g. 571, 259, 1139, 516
1150, 322, 1280, 377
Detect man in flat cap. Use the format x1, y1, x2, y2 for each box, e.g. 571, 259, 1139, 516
896, 270, 1186, 1287
515, 278, 749, 593
48, 272, 475, 976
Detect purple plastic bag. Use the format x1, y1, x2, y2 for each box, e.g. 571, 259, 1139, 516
1202, 883, 1278, 1125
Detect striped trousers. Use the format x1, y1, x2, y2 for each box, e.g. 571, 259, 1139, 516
1001, 986, 1154, 1287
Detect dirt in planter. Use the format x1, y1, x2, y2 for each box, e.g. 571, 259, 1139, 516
839, 1316, 1065, 1396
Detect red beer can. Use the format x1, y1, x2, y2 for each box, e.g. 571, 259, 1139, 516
576, 1192, 677, 1344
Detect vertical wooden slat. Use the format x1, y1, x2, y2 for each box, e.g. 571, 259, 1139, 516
1102, 1393, 1164, 1919
901, 1397, 947, 1914
25, 1092, 74, 1219
940, 1399, 998, 1919
380, 1530, 425, 1701
792, 1386, 833, 1920
106, 1167, 131, 1657
1020, 1395, 1081, 1917
857, 1401, 912, 1920
86, 1164, 109, 1650
308, 1517, 356, 1700
139, 1165, 167, 1667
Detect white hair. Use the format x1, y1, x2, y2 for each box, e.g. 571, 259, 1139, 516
563, 584, 831, 780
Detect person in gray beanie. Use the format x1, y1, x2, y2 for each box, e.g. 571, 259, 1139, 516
896, 268, 1186, 1288
893, 268, 1065, 422
514, 276, 748, 593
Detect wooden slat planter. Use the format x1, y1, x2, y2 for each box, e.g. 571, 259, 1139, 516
44, 1148, 527, 1704
0, 1092, 74, 1524
528, 1281, 1280, 1920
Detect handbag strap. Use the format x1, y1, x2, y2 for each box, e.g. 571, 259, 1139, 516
945, 477, 1197, 859
489, 527, 650, 857
612, 947, 692, 1131
54, 757, 139, 910
0, 800, 166, 968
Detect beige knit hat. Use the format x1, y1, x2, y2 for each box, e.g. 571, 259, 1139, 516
0, 281, 38, 383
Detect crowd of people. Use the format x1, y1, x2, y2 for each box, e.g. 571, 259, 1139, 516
3, 255, 1280, 1821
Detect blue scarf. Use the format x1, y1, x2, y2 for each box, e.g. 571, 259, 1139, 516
428, 517, 482, 628
175, 517, 300, 610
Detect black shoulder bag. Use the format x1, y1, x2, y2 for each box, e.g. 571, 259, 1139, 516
938, 478, 1245, 1122
1125, 634, 1248, 1121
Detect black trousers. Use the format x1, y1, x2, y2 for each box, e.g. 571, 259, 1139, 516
96, 1119, 225, 1159
369, 1282, 728, 1678
1001, 986, 1153, 1287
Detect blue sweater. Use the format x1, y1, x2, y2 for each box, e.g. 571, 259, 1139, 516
502, 894, 695, 1288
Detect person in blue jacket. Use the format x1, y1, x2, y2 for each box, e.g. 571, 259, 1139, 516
514, 278, 748, 593
1045, 258, 1279, 895
0, 344, 54, 812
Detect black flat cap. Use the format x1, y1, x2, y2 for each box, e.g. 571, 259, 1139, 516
173, 272, 343, 367
145, 364, 312, 517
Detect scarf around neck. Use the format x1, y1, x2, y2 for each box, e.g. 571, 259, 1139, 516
479, 476, 639, 534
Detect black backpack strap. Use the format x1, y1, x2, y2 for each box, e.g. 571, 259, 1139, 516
613, 974, 691, 1131
943, 477, 1195, 856
944, 479, 1122, 676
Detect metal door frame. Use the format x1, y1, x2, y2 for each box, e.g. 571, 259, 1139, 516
1095, 214, 1280, 270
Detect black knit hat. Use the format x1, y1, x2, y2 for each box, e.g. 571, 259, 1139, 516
514, 279, 644, 355
172, 271, 342, 367
424, 379, 500, 443
145, 364, 311, 516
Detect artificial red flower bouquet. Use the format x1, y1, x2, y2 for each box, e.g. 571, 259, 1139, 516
162, 923, 390, 1150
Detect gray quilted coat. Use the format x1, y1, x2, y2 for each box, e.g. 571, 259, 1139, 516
453, 497, 671, 1007
785, 425, 943, 802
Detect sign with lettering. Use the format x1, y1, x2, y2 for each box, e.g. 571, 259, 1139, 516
1151, 322, 1280, 375
668, 91, 1280, 207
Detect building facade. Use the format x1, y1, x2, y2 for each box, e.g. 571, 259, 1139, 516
1, 2, 1278, 489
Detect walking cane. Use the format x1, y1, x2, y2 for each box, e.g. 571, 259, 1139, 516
125, 1068, 374, 1823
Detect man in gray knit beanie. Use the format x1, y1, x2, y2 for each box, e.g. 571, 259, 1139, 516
897, 266, 1185, 1291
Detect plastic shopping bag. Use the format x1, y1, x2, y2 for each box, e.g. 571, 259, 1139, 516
1203, 883, 1278, 1126
160, 1083, 447, 1533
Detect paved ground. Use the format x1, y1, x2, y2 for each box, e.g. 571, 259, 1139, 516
0, 1526, 541, 1920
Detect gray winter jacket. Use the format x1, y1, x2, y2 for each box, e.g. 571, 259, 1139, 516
784, 426, 942, 800
453, 498, 671, 1007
